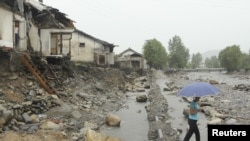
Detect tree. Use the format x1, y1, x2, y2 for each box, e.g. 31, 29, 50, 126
240, 52, 250, 71
191, 53, 202, 68
218, 45, 242, 72
143, 39, 168, 69
168, 35, 189, 69
204, 56, 220, 68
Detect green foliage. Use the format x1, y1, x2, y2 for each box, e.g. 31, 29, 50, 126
218, 45, 242, 72
168, 35, 189, 68
191, 53, 202, 68
204, 56, 220, 68
143, 39, 168, 69
240, 53, 250, 71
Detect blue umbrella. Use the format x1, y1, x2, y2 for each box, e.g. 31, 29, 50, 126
177, 81, 220, 97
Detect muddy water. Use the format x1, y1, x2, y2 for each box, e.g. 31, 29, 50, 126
100, 91, 149, 141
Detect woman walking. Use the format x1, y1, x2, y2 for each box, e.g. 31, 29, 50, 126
183, 97, 201, 141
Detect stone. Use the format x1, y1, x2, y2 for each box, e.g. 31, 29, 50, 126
8, 75, 18, 80
136, 95, 148, 102
208, 117, 222, 124
40, 121, 63, 130
0, 118, 6, 128
105, 113, 121, 127
85, 128, 123, 141
71, 110, 82, 120
22, 113, 32, 123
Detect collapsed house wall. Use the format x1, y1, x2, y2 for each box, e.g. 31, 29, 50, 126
28, 22, 41, 52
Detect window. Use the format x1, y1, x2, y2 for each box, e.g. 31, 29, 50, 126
79, 43, 85, 47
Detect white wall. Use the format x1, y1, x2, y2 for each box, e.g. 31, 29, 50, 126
40, 29, 50, 55
0, 8, 14, 48
70, 32, 105, 62
0, 7, 26, 50
14, 14, 27, 51
29, 23, 41, 52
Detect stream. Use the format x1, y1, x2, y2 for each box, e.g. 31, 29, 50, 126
100, 91, 150, 141
100, 70, 250, 141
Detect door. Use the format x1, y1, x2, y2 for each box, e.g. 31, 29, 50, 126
50, 34, 58, 55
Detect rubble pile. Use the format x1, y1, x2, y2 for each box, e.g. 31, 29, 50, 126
0, 53, 146, 140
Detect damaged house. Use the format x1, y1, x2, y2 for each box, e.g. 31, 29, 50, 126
71, 29, 116, 66
117, 48, 147, 69
0, 0, 75, 64
0, 0, 75, 94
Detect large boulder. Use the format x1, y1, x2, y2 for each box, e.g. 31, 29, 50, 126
85, 128, 123, 141
106, 113, 121, 127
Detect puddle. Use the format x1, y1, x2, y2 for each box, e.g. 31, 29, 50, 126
100, 92, 149, 141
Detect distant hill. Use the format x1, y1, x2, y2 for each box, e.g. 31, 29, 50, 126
201, 50, 220, 62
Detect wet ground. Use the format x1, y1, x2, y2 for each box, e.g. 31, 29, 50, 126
161, 70, 250, 141
100, 70, 250, 141
100, 92, 150, 141
155, 70, 208, 141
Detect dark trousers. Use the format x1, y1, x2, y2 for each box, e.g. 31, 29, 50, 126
183, 118, 200, 141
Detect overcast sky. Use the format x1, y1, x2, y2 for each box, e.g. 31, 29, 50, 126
43, 0, 250, 55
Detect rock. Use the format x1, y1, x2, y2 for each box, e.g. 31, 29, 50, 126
77, 92, 92, 99
19, 123, 41, 131
26, 81, 33, 87
8, 75, 18, 80
0, 118, 6, 128
225, 118, 238, 125
209, 109, 221, 117
38, 114, 48, 120
71, 110, 82, 120
2, 110, 13, 123
136, 95, 148, 102
144, 84, 150, 89
29, 90, 36, 96
105, 113, 121, 127
209, 80, 219, 84
0, 104, 6, 112
136, 88, 145, 92
22, 113, 33, 123
40, 121, 63, 130
208, 117, 222, 124
84, 121, 98, 129
85, 128, 123, 141
30, 114, 40, 123
50, 95, 59, 99
163, 87, 171, 91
